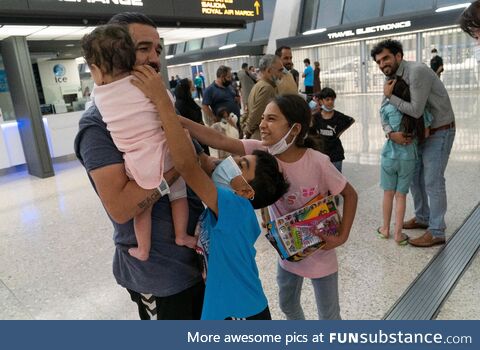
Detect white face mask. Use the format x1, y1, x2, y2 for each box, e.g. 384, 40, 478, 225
474, 46, 480, 62
267, 124, 298, 155
321, 105, 334, 112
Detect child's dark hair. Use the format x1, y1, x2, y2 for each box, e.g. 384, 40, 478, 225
393, 77, 426, 143
272, 94, 321, 150
81, 24, 135, 76
459, 1, 480, 38
215, 107, 229, 122
249, 150, 289, 209
319, 87, 336, 99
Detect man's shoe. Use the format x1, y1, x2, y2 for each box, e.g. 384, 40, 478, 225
403, 217, 428, 230
408, 231, 445, 247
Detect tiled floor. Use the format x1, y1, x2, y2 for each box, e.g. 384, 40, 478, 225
0, 92, 478, 320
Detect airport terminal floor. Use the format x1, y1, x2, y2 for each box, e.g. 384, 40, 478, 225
1, 91, 478, 320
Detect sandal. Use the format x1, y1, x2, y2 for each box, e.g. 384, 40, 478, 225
395, 234, 409, 246
376, 227, 389, 239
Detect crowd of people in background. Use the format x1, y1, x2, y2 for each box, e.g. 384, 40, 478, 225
73, 0, 480, 321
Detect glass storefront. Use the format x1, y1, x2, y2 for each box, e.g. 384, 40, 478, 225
293, 27, 479, 94
0, 56, 16, 122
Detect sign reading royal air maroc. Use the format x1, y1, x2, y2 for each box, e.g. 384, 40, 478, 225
0, 0, 262, 25
175, 0, 263, 20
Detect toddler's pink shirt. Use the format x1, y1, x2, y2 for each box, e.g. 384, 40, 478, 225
95, 76, 174, 189
242, 139, 347, 279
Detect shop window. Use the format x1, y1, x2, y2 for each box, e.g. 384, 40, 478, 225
342, 0, 382, 24
175, 42, 186, 54
203, 34, 227, 49
300, 0, 319, 33
316, 0, 343, 29
185, 39, 202, 52
226, 23, 254, 45
383, 0, 433, 16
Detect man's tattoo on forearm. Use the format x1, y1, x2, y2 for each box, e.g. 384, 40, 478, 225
137, 190, 161, 210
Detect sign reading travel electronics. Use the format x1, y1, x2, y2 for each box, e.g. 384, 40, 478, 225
327, 21, 412, 40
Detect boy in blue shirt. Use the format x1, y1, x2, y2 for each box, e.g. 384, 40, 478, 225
132, 65, 290, 320
377, 77, 432, 245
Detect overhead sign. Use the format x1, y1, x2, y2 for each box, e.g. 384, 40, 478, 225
0, 0, 261, 25
175, 0, 263, 21
58, 0, 144, 6
327, 21, 412, 40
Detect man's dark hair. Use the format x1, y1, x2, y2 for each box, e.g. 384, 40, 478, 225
241, 62, 249, 69
249, 150, 289, 209
275, 46, 291, 57
81, 24, 135, 76
216, 65, 231, 78
303, 58, 310, 65
460, 1, 480, 37
319, 87, 336, 100
174, 78, 193, 101
108, 12, 156, 28
431, 48, 438, 53
370, 39, 404, 60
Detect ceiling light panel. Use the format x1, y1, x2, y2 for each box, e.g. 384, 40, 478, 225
0, 25, 47, 40
54, 26, 96, 40
28, 26, 86, 40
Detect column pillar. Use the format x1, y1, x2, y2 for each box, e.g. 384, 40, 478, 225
1, 36, 54, 178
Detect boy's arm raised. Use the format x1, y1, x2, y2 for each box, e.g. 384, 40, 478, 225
132, 66, 219, 215
179, 115, 246, 156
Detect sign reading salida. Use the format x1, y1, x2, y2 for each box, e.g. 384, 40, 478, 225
58, 0, 143, 6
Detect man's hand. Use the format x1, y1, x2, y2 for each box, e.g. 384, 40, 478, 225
389, 131, 413, 145
384, 79, 396, 98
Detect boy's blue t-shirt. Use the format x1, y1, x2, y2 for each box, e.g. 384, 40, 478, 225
197, 187, 267, 320
380, 102, 432, 160
303, 65, 314, 87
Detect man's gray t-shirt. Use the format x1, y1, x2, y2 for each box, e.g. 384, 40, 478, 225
74, 106, 204, 297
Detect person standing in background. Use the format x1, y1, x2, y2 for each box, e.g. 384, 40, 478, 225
313, 61, 321, 94
202, 65, 241, 127
430, 49, 444, 78
238, 62, 257, 111
275, 46, 300, 95
194, 74, 203, 100
302, 58, 314, 96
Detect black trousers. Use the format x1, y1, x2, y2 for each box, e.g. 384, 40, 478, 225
127, 281, 205, 320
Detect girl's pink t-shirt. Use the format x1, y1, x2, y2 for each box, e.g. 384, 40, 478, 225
242, 139, 347, 279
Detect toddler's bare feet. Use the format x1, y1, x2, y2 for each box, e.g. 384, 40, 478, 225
128, 247, 149, 261
176, 235, 198, 249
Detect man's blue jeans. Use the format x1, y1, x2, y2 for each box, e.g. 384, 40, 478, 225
410, 128, 455, 237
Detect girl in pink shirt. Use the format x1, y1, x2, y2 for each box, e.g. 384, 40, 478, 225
82, 25, 196, 261
179, 94, 358, 319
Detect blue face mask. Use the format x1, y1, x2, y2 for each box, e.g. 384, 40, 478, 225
308, 100, 317, 110
211, 156, 243, 190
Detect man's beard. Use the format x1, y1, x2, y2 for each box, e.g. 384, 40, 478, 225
284, 63, 293, 71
